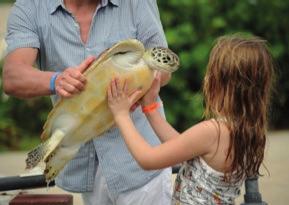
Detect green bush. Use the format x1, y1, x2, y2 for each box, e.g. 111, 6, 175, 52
0, 62, 51, 150
0, 0, 14, 4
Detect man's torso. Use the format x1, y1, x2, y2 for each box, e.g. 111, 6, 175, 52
6, 0, 169, 195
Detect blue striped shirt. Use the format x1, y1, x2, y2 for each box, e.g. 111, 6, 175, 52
6, 0, 169, 195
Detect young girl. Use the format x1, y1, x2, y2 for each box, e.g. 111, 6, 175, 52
107, 35, 274, 204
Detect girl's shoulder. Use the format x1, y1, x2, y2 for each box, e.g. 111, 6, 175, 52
194, 118, 230, 139
182, 119, 230, 156
197, 119, 232, 172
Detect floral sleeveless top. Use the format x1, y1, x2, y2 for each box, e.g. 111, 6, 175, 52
172, 157, 243, 205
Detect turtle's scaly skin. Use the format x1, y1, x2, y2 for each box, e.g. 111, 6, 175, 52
25, 39, 179, 181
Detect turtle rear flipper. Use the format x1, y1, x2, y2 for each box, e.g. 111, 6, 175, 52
44, 144, 80, 182
26, 143, 46, 169
25, 130, 65, 169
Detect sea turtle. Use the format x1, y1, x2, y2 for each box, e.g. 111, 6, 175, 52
25, 39, 179, 182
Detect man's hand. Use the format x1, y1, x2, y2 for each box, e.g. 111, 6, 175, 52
55, 56, 96, 98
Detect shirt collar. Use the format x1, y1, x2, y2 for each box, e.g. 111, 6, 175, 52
101, 0, 119, 7
109, 0, 119, 7
48, 0, 119, 14
48, 0, 64, 14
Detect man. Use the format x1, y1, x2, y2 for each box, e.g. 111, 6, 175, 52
3, 0, 172, 204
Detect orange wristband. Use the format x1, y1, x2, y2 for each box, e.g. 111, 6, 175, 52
141, 102, 162, 113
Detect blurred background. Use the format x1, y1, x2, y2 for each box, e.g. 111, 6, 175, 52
0, 0, 288, 204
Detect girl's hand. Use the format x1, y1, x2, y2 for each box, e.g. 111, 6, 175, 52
141, 71, 161, 106
107, 77, 141, 119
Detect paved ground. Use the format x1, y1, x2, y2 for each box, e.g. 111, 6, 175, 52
0, 131, 288, 204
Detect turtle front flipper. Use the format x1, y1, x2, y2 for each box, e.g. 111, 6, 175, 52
102, 39, 145, 61
84, 39, 146, 76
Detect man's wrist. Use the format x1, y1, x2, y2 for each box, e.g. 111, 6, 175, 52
49, 72, 61, 94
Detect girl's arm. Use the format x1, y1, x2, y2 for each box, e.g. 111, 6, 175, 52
141, 72, 179, 142
115, 113, 217, 170
144, 109, 180, 142
107, 78, 218, 170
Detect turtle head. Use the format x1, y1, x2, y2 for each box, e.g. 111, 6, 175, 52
143, 47, 179, 72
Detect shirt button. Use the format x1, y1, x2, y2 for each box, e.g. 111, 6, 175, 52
90, 153, 94, 158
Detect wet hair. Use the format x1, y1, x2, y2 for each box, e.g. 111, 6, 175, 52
203, 34, 274, 180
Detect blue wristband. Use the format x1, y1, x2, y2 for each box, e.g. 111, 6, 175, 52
49, 72, 61, 94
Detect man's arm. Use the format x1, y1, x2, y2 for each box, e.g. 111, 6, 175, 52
3, 48, 96, 99
3, 1, 95, 99
3, 48, 54, 98
3, 1, 52, 98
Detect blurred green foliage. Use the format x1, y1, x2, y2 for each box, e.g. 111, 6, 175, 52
0, 0, 13, 3
0, 0, 289, 150
158, 0, 289, 131
0, 65, 51, 150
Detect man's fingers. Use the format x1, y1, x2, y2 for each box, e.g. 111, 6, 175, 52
69, 71, 86, 83
77, 56, 96, 73
62, 82, 81, 93
65, 74, 85, 90
57, 88, 73, 98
